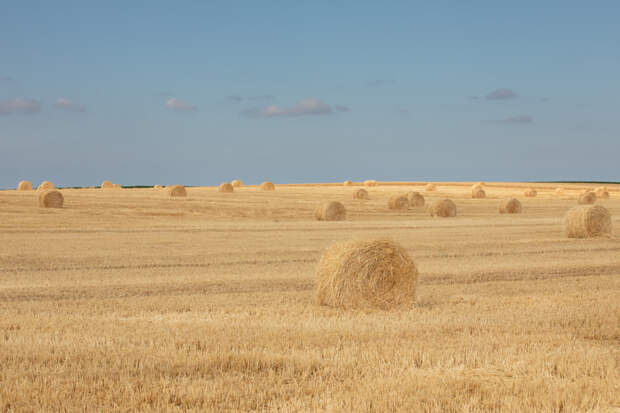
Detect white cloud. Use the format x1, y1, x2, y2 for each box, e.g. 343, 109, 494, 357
54, 98, 86, 112
0, 98, 41, 114
165, 98, 196, 111
241, 97, 344, 118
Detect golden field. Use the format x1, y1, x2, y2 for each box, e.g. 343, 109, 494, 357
1, 182, 619, 412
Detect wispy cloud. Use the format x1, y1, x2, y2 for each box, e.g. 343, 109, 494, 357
165, 98, 196, 111
0, 98, 41, 114
484, 114, 534, 124
241, 97, 346, 118
367, 79, 396, 87
54, 98, 86, 112
486, 88, 519, 100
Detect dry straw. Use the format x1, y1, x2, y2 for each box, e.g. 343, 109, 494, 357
314, 201, 346, 221
153, 184, 163, 189
101, 181, 113, 189
407, 192, 425, 207
218, 182, 234, 193
565, 205, 612, 238
594, 186, 610, 199
343, 180, 354, 186
17, 180, 32, 191
364, 180, 377, 187
260, 181, 276, 191
112, 184, 121, 189
425, 183, 437, 192
499, 198, 522, 214
231, 180, 243, 188
316, 239, 417, 309
388, 194, 409, 210
168, 184, 187, 197
429, 199, 456, 217
578, 191, 597, 205
555, 187, 564, 196
524, 188, 537, 197
39, 190, 63, 208
472, 186, 486, 199
353, 188, 369, 200
37, 181, 54, 191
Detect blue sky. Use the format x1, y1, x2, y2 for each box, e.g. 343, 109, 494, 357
1, 1, 619, 188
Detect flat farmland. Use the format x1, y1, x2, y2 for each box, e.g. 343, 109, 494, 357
1, 182, 619, 412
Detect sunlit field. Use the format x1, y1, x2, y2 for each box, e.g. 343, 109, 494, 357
1, 182, 619, 412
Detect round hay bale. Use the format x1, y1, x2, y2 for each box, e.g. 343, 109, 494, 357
154, 184, 163, 189
472, 187, 486, 199
388, 194, 409, 210
565, 205, 612, 238
260, 181, 275, 191
555, 187, 564, 196
101, 180, 113, 189
499, 198, 522, 214
168, 184, 187, 197
17, 180, 32, 191
37, 181, 54, 191
343, 180, 354, 186
429, 199, 456, 217
231, 180, 243, 188
218, 182, 234, 193
353, 188, 369, 200
316, 239, 417, 309
364, 180, 377, 187
39, 190, 63, 208
594, 186, 610, 199
578, 191, 597, 205
407, 192, 425, 207
314, 201, 346, 221
524, 188, 537, 197
112, 183, 121, 189
425, 183, 437, 192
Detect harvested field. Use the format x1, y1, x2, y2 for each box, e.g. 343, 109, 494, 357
0, 182, 619, 412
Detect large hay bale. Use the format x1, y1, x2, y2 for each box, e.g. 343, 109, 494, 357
555, 187, 564, 196
316, 239, 417, 309
594, 186, 610, 199
499, 198, 522, 214
353, 188, 369, 200
168, 184, 187, 197
343, 180, 354, 186
218, 182, 234, 193
364, 180, 377, 187
524, 188, 537, 197
314, 201, 346, 221
17, 180, 32, 191
565, 205, 612, 238
425, 183, 437, 192
101, 180, 113, 189
37, 181, 54, 191
388, 194, 409, 210
429, 199, 456, 217
39, 190, 63, 208
260, 181, 275, 191
231, 180, 243, 188
472, 187, 486, 199
112, 183, 121, 189
578, 191, 597, 205
154, 184, 163, 189
407, 192, 425, 207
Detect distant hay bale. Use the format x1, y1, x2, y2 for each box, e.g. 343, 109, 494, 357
218, 182, 234, 193
260, 181, 276, 191
578, 191, 597, 205
353, 188, 369, 200
112, 183, 121, 189
524, 188, 537, 197
364, 180, 377, 187
37, 181, 54, 191
231, 180, 243, 188
472, 182, 485, 190
343, 180, 354, 186
594, 186, 610, 199
429, 199, 456, 217
555, 187, 564, 196
39, 190, 63, 208
314, 201, 346, 221
472, 187, 486, 199
17, 180, 32, 191
407, 192, 425, 207
168, 184, 187, 197
388, 194, 409, 210
565, 205, 612, 238
154, 184, 163, 189
425, 183, 437, 192
316, 239, 417, 309
499, 198, 522, 214
101, 180, 113, 189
